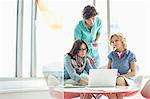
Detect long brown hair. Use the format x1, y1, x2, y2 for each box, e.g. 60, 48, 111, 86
68, 40, 89, 57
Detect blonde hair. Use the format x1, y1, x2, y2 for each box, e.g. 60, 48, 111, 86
109, 33, 127, 49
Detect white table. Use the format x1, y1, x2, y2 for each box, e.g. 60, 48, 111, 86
52, 86, 140, 98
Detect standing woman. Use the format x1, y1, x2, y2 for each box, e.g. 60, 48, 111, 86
74, 5, 102, 68
107, 33, 137, 99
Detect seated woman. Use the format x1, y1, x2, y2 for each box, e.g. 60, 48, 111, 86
107, 33, 137, 99
64, 39, 96, 98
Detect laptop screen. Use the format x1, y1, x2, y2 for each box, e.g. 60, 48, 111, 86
88, 69, 118, 87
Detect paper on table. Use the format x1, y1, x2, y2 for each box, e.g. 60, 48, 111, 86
61, 84, 85, 88
86, 86, 132, 92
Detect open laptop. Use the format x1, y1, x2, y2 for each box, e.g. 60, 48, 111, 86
88, 69, 118, 87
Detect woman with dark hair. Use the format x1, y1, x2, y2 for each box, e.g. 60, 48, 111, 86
64, 40, 97, 98
64, 40, 96, 85
74, 5, 102, 68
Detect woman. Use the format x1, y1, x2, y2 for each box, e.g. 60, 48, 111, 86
64, 40, 96, 99
107, 33, 137, 99
64, 40, 96, 85
74, 5, 102, 68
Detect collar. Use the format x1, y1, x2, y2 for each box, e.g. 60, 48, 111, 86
114, 50, 130, 56
126, 50, 130, 55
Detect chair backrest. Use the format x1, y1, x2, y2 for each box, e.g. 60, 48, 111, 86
43, 61, 64, 86
135, 65, 140, 75
141, 79, 150, 98
134, 75, 143, 87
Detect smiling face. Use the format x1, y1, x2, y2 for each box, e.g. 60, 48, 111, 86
77, 43, 87, 57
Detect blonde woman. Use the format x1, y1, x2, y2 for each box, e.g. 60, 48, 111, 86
107, 33, 137, 99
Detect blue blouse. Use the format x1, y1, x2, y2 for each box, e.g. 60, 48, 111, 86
64, 54, 95, 82
108, 50, 137, 75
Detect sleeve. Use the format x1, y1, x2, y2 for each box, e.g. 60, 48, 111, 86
107, 52, 112, 61
64, 55, 81, 82
129, 53, 137, 64
74, 24, 82, 40
96, 17, 102, 35
85, 58, 96, 74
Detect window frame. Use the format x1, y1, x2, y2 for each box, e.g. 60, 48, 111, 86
0, 0, 110, 80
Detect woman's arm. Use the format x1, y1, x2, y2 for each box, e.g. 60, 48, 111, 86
79, 78, 88, 85
95, 17, 102, 42
95, 34, 100, 42
107, 59, 112, 69
87, 55, 95, 65
64, 56, 81, 82
85, 58, 96, 74
65, 56, 88, 85
121, 63, 136, 78
74, 25, 82, 40
93, 34, 100, 47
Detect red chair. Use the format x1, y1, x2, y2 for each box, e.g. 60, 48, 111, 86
124, 75, 143, 97
141, 79, 150, 98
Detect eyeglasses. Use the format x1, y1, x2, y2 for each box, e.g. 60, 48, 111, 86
79, 48, 87, 51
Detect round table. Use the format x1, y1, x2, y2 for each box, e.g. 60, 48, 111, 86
53, 86, 140, 98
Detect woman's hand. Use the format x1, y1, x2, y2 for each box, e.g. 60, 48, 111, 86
87, 56, 95, 64
117, 72, 121, 76
92, 42, 98, 47
79, 78, 88, 85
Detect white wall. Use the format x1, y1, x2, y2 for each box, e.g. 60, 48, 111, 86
110, 0, 150, 76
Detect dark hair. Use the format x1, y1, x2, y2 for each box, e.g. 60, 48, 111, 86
82, 5, 98, 19
68, 40, 89, 57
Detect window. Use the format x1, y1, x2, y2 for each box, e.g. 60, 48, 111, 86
36, 0, 97, 77
0, 0, 17, 77
22, 0, 32, 77
110, 0, 150, 75
0, 0, 34, 78
96, 0, 108, 65
0, 0, 108, 78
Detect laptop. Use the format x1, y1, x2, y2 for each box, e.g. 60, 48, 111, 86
88, 69, 118, 87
